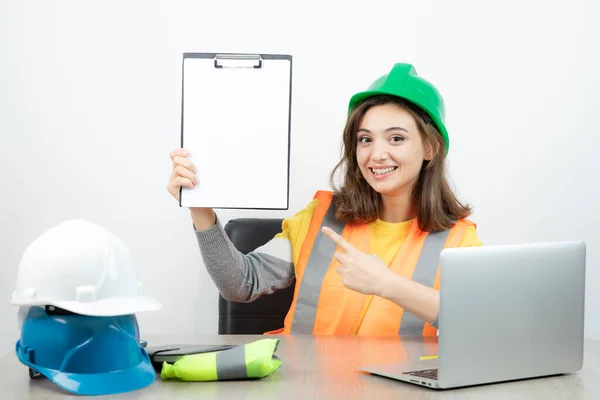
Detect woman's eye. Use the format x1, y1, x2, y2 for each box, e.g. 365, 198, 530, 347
359, 137, 371, 143
391, 136, 405, 142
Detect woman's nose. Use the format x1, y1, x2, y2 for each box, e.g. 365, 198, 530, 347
372, 141, 390, 161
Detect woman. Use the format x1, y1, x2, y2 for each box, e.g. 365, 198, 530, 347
167, 63, 482, 336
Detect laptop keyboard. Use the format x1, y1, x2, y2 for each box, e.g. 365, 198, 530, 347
404, 368, 438, 380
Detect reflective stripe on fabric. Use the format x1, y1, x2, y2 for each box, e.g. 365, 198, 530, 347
398, 228, 451, 335
215, 346, 247, 380
291, 201, 346, 334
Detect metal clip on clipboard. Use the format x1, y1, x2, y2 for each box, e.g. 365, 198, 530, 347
214, 54, 263, 69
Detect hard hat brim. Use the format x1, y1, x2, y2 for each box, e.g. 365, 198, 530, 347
10, 295, 162, 317
17, 346, 156, 395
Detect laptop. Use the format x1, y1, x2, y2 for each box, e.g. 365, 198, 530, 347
358, 240, 586, 389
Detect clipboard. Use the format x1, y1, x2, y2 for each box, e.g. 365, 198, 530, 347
179, 52, 293, 210
146, 344, 235, 368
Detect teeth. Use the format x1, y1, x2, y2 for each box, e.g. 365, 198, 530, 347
372, 167, 396, 175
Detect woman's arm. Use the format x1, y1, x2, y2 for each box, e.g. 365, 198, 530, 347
193, 210, 295, 303
169, 151, 296, 303
378, 275, 439, 327
320, 225, 483, 330
321, 226, 441, 327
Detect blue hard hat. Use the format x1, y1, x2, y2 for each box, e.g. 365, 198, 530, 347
15, 306, 155, 396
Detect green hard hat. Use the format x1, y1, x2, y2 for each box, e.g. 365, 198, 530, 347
348, 63, 449, 152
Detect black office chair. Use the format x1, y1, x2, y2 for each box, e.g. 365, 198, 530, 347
219, 218, 295, 334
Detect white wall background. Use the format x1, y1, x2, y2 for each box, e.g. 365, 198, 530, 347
1, 0, 598, 353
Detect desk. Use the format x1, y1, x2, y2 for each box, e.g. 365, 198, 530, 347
2, 335, 598, 399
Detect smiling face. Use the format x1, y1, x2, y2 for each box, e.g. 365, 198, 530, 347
331, 95, 470, 230
355, 103, 431, 199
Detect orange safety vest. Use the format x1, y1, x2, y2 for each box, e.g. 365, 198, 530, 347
267, 190, 475, 336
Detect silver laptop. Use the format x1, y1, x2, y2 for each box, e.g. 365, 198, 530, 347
358, 240, 586, 389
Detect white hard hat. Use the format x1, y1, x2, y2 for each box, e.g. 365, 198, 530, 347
11, 220, 162, 316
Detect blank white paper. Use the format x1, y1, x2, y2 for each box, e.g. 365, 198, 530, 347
180, 55, 291, 209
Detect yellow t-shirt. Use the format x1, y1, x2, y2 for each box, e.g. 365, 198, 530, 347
276, 198, 483, 268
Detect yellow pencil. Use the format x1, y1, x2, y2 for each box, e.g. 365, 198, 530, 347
420, 355, 438, 360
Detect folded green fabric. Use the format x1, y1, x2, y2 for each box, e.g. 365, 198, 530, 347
161, 338, 281, 382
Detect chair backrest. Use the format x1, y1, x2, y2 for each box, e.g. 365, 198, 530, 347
220, 218, 295, 334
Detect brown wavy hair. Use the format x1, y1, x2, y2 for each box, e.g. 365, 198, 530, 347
329, 95, 472, 232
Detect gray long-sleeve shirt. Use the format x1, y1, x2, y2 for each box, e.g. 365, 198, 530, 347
194, 217, 295, 303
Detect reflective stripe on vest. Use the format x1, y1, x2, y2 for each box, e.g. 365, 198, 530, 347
291, 197, 449, 335
398, 228, 450, 335
291, 202, 347, 334
215, 345, 248, 380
